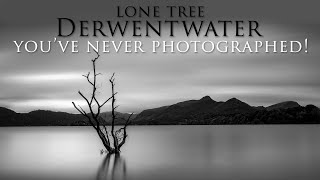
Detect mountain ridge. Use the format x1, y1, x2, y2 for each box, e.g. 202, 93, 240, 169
0, 96, 319, 126
133, 97, 320, 125
266, 101, 301, 111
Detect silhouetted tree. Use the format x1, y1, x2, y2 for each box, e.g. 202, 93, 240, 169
72, 51, 132, 154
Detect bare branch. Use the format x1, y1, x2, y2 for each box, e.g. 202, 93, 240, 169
91, 50, 100, 62
72, 102, 85, 115
110, 73, 115, 81
100, 92, 118, 108
114, 105, 119, 110
72, 102, 97, 129
118, 113, 133, 149
83, 72, 94, 86
73, 51, 129, 154
125, 113, 133, 126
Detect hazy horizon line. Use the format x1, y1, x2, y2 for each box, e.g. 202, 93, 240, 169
1, 95, 316, 114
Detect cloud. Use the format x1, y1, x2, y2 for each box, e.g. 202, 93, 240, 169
6, 73, 82, 84
1, 99, 87, 113
0, 0, 319, 113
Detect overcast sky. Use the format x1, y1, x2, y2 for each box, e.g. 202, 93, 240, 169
0, 0, 319, 113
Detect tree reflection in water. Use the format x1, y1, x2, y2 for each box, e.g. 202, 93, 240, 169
96, 153, 127, 180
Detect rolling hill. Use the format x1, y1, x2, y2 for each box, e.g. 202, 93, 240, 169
1, 96, 319, 126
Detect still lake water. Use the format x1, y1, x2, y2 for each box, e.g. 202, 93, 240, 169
0, 125, 320, 180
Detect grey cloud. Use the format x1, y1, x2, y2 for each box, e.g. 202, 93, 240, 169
0, 0, 319, 112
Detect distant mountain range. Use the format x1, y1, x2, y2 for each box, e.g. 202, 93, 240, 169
0, 108, 136, 126
133, 96, 320, 125
1, 96, 320, 126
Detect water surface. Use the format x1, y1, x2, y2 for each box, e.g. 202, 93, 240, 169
0, 125, 320, 180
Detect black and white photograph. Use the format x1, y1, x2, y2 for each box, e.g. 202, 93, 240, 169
0, 0, 320, 179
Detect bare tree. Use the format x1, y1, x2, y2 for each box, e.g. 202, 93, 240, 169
72, 51, 132, 154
